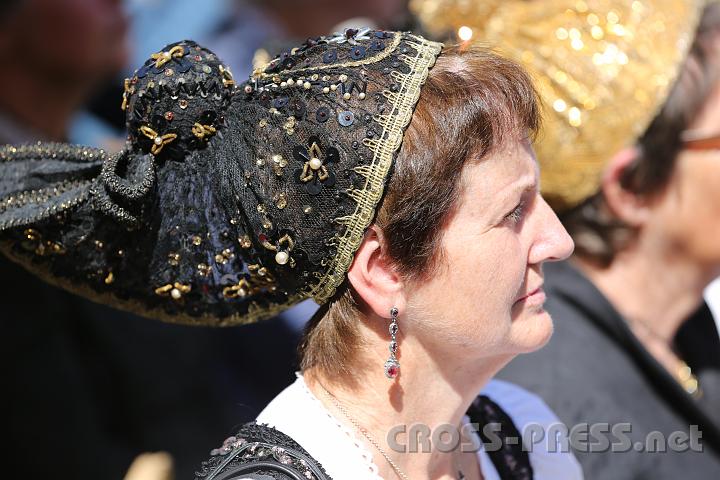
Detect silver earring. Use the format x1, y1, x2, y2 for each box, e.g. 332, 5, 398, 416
384, 307, 400, 379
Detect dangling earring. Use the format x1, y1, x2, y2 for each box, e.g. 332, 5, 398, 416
384, 307, 400, 379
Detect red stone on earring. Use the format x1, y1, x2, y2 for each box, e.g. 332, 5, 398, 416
384, 359, 400, 379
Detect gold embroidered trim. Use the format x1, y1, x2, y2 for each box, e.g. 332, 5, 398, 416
311, 34, 443, 304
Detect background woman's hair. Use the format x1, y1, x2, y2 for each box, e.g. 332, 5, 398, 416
562, 3, 720, 267
299, 44, 541, 379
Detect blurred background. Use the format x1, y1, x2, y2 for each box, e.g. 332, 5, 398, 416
1, 1, 719, 479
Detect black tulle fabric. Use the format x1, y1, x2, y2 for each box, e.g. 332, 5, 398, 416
0, 32, 442, 325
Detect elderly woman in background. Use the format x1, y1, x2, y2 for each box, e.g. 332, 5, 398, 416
411, 0, 720, 477
0, 29, 580, 478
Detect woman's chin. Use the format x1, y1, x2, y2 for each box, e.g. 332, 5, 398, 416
509, 309, 554, 354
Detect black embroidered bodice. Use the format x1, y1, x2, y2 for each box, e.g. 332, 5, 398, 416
196, 395, 534, 480
195, 422, 331, 480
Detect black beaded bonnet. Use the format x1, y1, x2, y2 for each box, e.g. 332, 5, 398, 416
0, 32, 442, 326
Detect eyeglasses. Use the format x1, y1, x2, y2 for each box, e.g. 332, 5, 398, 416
681, 131, 720, 151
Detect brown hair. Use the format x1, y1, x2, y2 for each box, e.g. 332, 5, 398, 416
299, 44, 541, 379
562, 3, 720, 267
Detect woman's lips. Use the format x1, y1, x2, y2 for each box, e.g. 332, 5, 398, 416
515, 286, 545, 305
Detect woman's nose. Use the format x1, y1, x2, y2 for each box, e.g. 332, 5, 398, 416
529, 194, 574, 265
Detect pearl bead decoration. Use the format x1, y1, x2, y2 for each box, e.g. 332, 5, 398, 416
309, 157, 323, 170
275, 251, 289, 265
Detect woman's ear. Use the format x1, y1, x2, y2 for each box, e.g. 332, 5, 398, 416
601, 147, 651, 227
346, 225, 406, 318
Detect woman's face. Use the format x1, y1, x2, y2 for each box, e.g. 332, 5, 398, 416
404, 138, 574, 362
647, 78, 720, 278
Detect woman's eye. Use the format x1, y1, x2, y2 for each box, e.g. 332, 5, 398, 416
505, 200, 526, 224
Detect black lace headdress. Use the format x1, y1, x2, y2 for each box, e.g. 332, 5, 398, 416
0, 31, 442, 326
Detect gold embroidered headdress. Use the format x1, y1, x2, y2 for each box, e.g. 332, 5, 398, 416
411, 0, 706, 211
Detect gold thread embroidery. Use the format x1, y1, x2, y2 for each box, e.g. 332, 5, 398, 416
223, 264, 278, 299
299, 141, 330, 183
219, 65, 235, 88
22, 228, 66, 256
121, 78, 134, 111
155, 282, 191, 300
140, 126, 177, 155
192, 123, 217, 139
223, 278, 251, 298
151, 45, 184, 68
262, 234, 296, 266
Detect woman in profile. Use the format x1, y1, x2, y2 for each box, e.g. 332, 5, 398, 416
409, 0, 720, 477
0, 30, 579, 479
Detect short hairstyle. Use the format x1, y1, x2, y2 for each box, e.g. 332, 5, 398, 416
562, 3, 720, 266
299, 44, 541, 379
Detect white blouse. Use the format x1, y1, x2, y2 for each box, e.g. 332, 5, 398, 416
256, 374, 583, 480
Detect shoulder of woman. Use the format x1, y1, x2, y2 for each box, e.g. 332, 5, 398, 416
480, 379, 585, 480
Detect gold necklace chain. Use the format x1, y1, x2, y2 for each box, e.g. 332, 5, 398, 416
628, 318, 702, 397
318, 383, 466, 480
